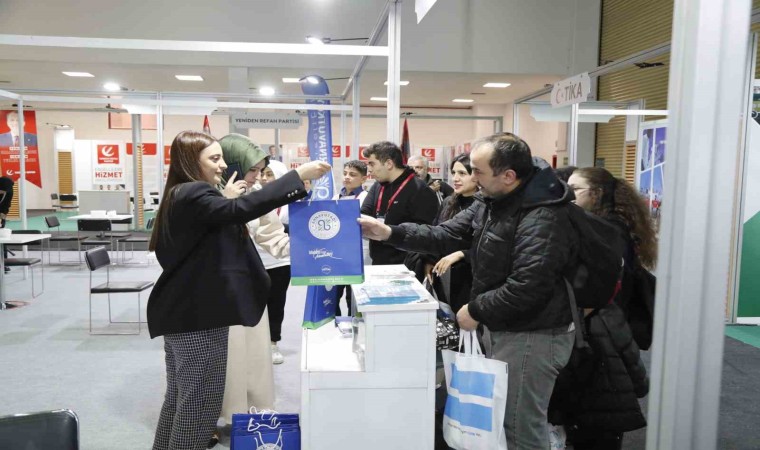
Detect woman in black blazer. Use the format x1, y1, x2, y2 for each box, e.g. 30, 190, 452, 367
147, 131, 329, 450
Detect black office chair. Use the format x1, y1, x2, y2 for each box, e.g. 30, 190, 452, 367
85, 246, 153, 335
77, 219, 115, 254
117, 217, 154, 264
58, 194, 79, 213
44, 215, 85, 265
50, 193, 61, 211
0, 409, 79, 450
3, 230, 44, 298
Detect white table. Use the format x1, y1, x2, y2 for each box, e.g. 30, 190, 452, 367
64, 214, 133, 221
0, 233, 51, 310
300, 265, 438, 450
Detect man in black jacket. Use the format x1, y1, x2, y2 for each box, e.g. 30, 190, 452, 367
360, 141, 438, 265
359, 133, 577, 450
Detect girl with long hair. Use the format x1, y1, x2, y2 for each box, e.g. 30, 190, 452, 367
550, 167, 656, 450
147, 131, 329, 450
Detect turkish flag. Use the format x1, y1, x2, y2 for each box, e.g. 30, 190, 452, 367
400, 119, 410, 164
203, 115, 211, 134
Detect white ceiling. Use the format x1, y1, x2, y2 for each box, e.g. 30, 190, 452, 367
0, 0, 581, 107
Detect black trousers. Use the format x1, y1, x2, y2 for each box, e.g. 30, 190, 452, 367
568, 428, 624, 450
266, 265, 291, 343
335, 285, 352, 316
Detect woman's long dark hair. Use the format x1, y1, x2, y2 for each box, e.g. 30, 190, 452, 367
439, 153, 473, 222
574, 167, 657, 269
149, 131, 217, 251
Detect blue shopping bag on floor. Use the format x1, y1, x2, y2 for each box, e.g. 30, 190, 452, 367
442, 331, 508, 450
231, 410, 300, 450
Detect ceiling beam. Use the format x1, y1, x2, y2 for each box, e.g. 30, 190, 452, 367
0, 34, 389, 57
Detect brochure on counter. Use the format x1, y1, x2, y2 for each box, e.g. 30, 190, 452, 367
354, 265, 433, 307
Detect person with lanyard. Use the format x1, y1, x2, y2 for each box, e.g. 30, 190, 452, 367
360, 141, 438, 266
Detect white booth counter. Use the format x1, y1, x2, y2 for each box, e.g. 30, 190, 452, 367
300, 265, 438, 450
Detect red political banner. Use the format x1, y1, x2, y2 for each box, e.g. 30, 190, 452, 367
358, 146, 368, 161
0, 110, 42, 188
164, 145, 171, 164
126, 143, 158, 156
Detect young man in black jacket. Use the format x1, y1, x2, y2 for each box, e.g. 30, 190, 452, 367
359, 133, 578, 450
360, 141, 438, 265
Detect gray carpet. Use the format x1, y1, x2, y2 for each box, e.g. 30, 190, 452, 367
1, 253, 759, 449
0, 252, 308, 449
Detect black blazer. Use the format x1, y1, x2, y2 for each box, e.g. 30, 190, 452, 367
147, 171, 306, 338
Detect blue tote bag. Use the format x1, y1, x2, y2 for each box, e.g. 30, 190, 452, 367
231, 410, 300, 450
442, 331, 508, 450
288, 199, 364, 286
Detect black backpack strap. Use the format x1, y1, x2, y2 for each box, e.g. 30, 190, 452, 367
564, 278, 590, 348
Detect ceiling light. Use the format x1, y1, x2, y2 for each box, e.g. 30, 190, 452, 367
259, 87, 276, 96
452, 98, 474, 103
306, 36, 325, 45
175, 75, 204, 81
103, 82, 122, 92
282, 78, 301, 83
370, 97, 388, 102
62, 71, 94, 77
483, 82, 511, 88
384, 81, 410, 86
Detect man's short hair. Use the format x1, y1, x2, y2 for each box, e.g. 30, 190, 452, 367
408, 155, 429, 169
473, 132, 534, 179
362, 141, 404, 168
344, 160, 368, 176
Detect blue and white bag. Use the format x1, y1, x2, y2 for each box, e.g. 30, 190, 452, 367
442, 330, 508, 450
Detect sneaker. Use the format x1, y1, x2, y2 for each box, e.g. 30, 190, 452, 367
271, 343, 284, 365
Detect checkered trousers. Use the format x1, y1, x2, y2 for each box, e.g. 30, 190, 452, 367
152, 327, 229, 450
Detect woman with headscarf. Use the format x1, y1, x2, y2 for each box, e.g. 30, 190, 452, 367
212, 134, 292, 445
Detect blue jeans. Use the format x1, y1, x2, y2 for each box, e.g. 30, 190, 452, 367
489, 325, 574, 450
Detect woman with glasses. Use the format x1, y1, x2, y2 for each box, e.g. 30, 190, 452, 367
551, 167, 656, 450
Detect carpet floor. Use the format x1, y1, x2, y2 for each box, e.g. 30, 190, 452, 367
1, 254, 759, 449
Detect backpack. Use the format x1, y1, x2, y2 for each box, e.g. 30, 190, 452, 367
562, 203, 626, 309
628, 264, 656, 350
510, 203, 625, 310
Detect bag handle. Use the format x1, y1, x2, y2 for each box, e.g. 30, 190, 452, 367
458, 330, 482, 356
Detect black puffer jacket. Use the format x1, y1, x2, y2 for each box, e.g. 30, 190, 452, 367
549, 302, 649, 432
387, 158, 578, 332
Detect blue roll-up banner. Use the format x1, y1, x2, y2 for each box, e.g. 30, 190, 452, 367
300, 75, 338, 329
301, 75, 335, 200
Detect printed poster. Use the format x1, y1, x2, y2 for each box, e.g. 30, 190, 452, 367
636, 121, 667, 229
93, 142, 125, 185
0, 110, 42, 188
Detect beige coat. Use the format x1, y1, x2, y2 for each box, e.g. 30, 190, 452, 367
220, 208, 290, 423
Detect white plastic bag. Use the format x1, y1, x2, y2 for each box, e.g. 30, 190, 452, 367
549, 423, 567, 449
442, 330, 508, 450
